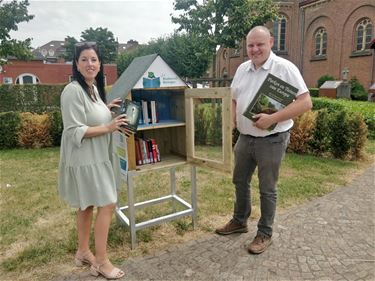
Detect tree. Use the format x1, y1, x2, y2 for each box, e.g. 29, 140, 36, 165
0, 0, 34, 63
62, 36, 78, 62
64, 27, 118, 63
171, 0, 278, 76
159, 33, 211, 78
116, 33, 211, 78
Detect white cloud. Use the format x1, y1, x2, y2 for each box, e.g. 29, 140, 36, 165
10, 0, 178, 48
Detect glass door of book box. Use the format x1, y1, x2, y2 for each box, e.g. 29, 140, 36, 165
130, 88, 187, 171
128, 87, 232, 173
185, 87, 232, 173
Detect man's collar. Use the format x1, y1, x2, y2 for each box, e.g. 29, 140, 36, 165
246, 51, 275, 72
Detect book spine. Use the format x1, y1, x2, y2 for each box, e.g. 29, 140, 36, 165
151, 138, 158, 163
141, 100, 149, 124
141, 139, 149, 164
147, 139, 154, 163
135, 138, 142, 165
151, 100, 157, 124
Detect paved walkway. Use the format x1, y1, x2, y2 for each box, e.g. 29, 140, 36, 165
55, 164, 375, 281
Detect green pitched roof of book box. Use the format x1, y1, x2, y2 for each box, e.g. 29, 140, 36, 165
108, 54, 187, 101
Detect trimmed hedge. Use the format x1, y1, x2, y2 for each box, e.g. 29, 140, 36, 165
0, 112, 22, 149
289, 108, 368, 160
0, 84, 64, 113
312, 97, 375, 139
0, 110, 63, 149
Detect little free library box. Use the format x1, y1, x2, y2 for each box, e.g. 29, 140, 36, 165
108, 54, 232, 248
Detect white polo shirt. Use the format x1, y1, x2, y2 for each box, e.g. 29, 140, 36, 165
232, 52, 309, 137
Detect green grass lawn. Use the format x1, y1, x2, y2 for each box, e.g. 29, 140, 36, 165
0, 140, 374, 280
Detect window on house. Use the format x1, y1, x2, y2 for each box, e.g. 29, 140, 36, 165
15, 74, 40, 84
314, 28, 327, 56
356, 18, 373, 51
272, 15, 287, 52
223, 49, 228, 60
222, 68, 228, 78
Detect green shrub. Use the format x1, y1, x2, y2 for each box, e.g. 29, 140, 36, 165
347, 112, 368, 160
330, 110, 352, 159
350, 76, 368, 101
309, 88, 319, 97
48, 110, 63, 146
308, 109, 332, 155
317, 74, 335, 88
194, 106, 207, 145
312, 97, 345, 112
312, 97, 375, 139
0, 84, 64, 113
0, 112, 22, 149
193, 102, 222, 146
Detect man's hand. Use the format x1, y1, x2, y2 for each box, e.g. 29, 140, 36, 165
252, 113, 276, 130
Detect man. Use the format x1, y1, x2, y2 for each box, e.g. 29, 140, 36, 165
215, 26, 312, 254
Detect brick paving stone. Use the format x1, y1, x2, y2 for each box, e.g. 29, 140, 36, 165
52, 164, 375, 281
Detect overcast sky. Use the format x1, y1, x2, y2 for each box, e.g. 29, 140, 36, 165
10, 0, 179, 49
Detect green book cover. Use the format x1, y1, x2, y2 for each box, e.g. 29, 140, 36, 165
242, 73, 298, 130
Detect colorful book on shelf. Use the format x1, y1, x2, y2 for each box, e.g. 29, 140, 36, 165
141, 100, 150, 125
150, 101, 157, 124
151, 138, 160, 162
134, 138, 143, 165
242, 73, 298, 130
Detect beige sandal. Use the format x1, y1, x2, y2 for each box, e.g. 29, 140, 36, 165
74, 250, 95, 267
90, 259, 125, 280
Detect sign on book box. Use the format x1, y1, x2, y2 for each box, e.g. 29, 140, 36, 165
242, 73, 298, 130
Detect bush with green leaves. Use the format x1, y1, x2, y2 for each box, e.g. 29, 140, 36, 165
290, 108, 368, 160
193, 102, 222, 146
312, 97, 375, 139
0, 84, 63, 113
350, 76, 368, 101
317, 74, 336, 88
309, 88, 319, 97
0, 112, 22, 149
48, 110, 63, 146
308, 109, 331, 155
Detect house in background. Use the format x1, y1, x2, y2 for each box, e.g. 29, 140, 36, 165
216, 0, 374, 90
0, 58, 118, 85
0, 38, 141, 86
33, 40, 66, 63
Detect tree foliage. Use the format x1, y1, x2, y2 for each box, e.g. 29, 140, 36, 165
116, 33, 211, 78
172, 0, 278, 53
64, 27, 118, 63
0, 0, 34, 62
171, 0, 278, 77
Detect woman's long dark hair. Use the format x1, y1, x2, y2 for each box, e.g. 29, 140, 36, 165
72, 42, 107, 103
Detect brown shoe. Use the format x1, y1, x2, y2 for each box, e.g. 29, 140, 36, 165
215, 219, 248, 235
248, 233, 272, 254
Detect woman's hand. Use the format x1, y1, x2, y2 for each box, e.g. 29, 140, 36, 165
107, 97, 122, 111
107, 114, 128, 132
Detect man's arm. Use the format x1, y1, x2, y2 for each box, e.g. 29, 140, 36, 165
253, 92, 312, 130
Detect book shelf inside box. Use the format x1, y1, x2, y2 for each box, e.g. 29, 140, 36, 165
130, 88, 187, 171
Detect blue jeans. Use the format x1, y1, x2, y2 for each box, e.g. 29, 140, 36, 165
232, 132, 290, 237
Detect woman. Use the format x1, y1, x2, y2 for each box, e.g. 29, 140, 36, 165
58, 41, 129, 279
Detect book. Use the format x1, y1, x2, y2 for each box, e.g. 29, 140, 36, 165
150, 100, 157, 124
134, 138, 143, 165
242, 73, 298, 130
141, 100, 150, 125
112, 99, 141, 132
